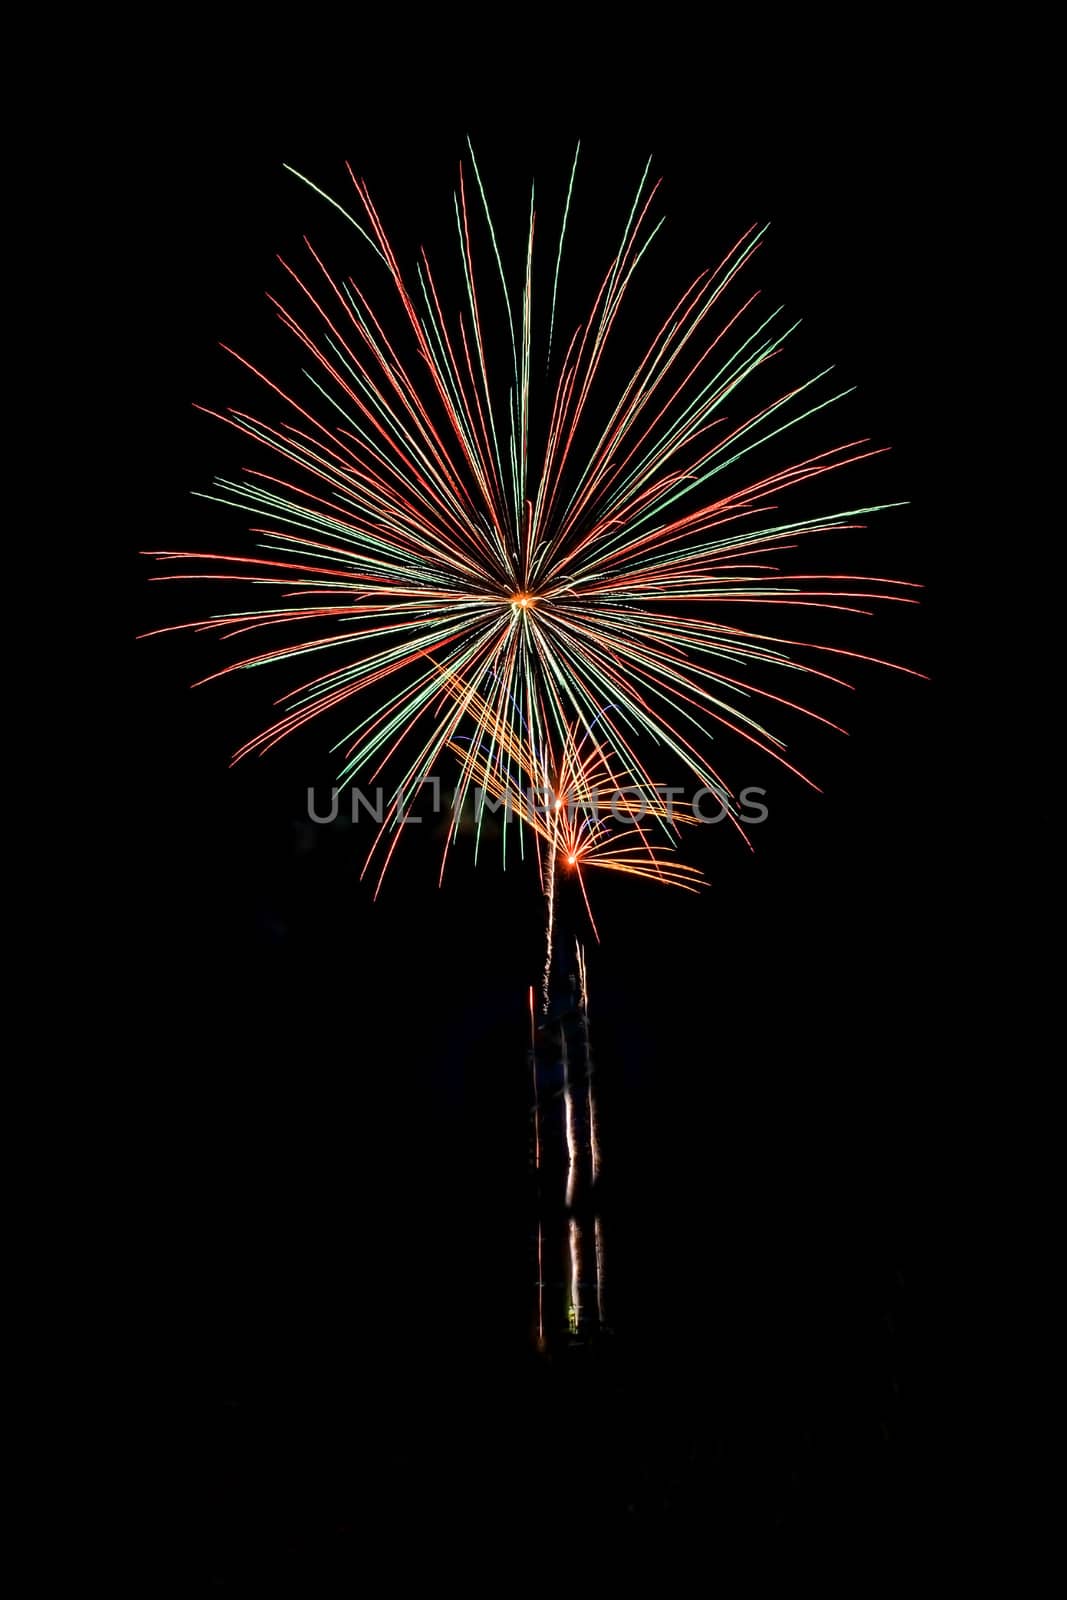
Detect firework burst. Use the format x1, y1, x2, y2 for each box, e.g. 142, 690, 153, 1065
146, 145, 919, 909
440, 670, 702, 907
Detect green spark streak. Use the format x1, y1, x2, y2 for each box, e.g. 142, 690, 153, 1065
465, 140, 520, 437
547, 142, 580, 373
283, 165, 385, 262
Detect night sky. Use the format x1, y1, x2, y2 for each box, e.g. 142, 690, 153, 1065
130, 95, 942, 1579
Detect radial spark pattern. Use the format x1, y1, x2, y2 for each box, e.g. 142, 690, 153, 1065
146, 147, 918, 894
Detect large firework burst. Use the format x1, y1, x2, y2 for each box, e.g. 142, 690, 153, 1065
146, 145, 918, 903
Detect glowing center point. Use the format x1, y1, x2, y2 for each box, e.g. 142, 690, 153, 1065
510, 591, 536, 611
567, 854, 577, 865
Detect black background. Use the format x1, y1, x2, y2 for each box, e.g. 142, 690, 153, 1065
129, 84, 945, 1580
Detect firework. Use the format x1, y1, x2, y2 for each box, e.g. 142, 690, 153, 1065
441, 670, 701, 921
146, 146, 919, 908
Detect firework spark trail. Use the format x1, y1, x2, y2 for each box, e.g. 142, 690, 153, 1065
543, 840, 557, 1014
562, 1025, 577, 1210
537, 1223, 544, 1348
578, 938, 606, 1329
568, 1218, 582, 1336
578, 942, 601, 1187
145, 147, 919, 922
529, 985, 540, 1171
